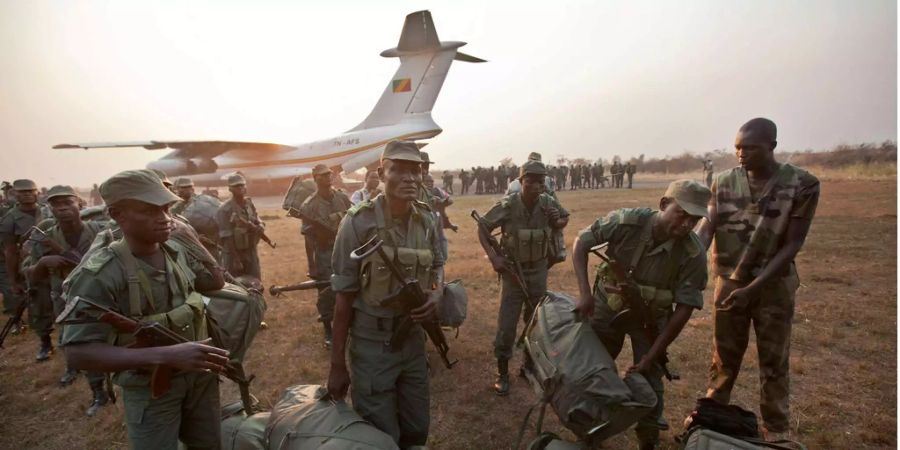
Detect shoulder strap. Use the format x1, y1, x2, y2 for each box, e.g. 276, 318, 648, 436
627, 216, 654, 273
109, 240, 156, 317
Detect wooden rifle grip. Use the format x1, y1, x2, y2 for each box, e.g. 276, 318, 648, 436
150, 365, 173, 399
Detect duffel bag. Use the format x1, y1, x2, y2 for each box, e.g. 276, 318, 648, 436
438, 279, 467, 329
220, 398, 270, 450
203, 281, 267, 365
523, 291, 657, 443
265, 384, 399, 450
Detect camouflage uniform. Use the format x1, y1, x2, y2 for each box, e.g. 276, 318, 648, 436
298, 188, 351, 332
706, 164, 820, 432
481, 190, 568, 362
580, 208, 707, 446
217, 195, 261, 279
331, 194, 443, 446
0, 203, 46, 319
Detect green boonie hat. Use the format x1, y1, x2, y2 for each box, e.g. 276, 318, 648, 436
174, 177, 194, 188
312, 164, 331, 176
527, 152, 542, 162
12, 179, 37, 191
382, 140, 423, 163
664, 179, 711, 218
100, 169, 181, 206
519, 160, 547, 177
46, 185, 78, 200
420, 151, 432, 164
150, 169, 173, 186
227, 174, 247, 186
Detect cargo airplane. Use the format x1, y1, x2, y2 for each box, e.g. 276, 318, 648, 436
55, 10, 484, 186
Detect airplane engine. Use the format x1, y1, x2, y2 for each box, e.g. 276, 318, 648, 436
146, 158, 197, 176
190, 158, 218, 173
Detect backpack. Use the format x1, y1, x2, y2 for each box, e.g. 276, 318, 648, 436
680, 399, 808, 450
202, 281, 267, 365
265, 385, 399, 450
220, 397, 270, 450
437, 279, 467, 329
282, 178, 317, 214
520, 291, 657, 447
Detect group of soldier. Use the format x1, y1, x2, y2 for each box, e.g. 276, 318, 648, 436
451, 160, 639, 197
0, 116, 818, 450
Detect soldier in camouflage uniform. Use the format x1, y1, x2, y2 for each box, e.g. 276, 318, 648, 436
298, 164, 352, 347
698, 118, 819, 439
573, 180, 711, 450
0, 179, 47, 337
60, 170, 228, 450
217, 174, 263, 279
24, 185, 109, 414
626, 162, 637, 189
476, 159, 569, 396
327, 141, 444, 447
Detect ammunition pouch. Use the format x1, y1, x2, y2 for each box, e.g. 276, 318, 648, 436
503, 228, 549, 263
593, 261, 673, 313
360, 245, 433, 310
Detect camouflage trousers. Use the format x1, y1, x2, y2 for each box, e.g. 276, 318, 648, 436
350, 311, 429, 447
29, 283, 54, 338
0, 265, 17, 315
121, 371, 221, 450
494, 262, 547, 361
707, 270, 799, 432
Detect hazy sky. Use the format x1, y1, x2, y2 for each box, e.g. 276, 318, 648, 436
0, 0, 896, 187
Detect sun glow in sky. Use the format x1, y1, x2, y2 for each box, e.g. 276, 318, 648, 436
0, 0, 896, 187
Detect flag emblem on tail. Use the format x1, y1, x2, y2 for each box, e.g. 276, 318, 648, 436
392, 78, 412, 93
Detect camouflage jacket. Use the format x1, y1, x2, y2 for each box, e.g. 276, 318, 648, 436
298, 189, 351, 248
711, 163, 820, 280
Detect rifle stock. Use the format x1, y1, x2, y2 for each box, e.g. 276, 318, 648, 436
269, 279, 331, 296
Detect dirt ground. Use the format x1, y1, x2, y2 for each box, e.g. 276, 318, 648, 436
0, 178, 895, 450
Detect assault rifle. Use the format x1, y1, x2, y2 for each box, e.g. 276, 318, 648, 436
57, 296, 255, 401
350, 235, 457, 369
231, 213, 276, 249
470, 210, 533, 302
0, 284, 34, 348
288, 207, 343, 240
589, 243, 678, 381
28, 226, 84, 265
269, 279, 331, 297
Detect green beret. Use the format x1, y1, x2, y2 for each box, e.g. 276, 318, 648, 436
100, 170, 180, 207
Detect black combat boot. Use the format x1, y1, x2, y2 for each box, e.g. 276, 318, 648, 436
323, 321, 333, 348
36, 334, 53, 362
86, 381, 109, 417
59, 367, 79, 386
493, 359, 510, 396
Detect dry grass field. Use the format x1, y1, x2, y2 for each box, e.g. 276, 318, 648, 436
0, 178, 895, 449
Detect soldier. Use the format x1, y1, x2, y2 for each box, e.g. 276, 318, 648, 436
298, 164, 352, 347
327, 141, 444, 447
598, 161, 606, 188
627, 162, 637, 189
351, 170, 383, 205
0, 179, 47, 336
476, 159, 569, 396
60, 169, 228, 450
474, 166, 484, 195
24, 185, 109, 413
217, 174, 263, 279
170, 178, 194, 216
172, 177, 222, 258
424, 173, 458, 261
418, 152, 436, 209
703, 159, 715, 188
572, 180, 711, 450
698, 118, 819, 440
459, 168, 470, 195
89, 183, 102, 206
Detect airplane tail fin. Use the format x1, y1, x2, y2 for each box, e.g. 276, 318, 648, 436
349, 10, 485, 132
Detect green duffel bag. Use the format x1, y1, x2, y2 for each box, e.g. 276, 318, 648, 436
265, 385, 399, 450
282, 178, 317, 213
522, 291, 657, 445
202, 281, 267, 365
681, 428, 808, 450
437, 279, 467, 329
221, 398, 270, 450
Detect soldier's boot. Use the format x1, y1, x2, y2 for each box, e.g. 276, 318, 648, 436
86, 381, 109, 417
36, 334, 53, 362
493, 359, 510, 396
657, 416, 669, 431
59, 367, 79, 387
323, 321, 333, 349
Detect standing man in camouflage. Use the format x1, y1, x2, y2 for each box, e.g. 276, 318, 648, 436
60, 169, 228, 450
24, 185, 109, 414
703, 159, 715, 188
699, 118, 819, 439
626, 162, 637, 189
572, 180, 711, 450
327, 141, 443, 447
217, 174, 263, 279
0, 179, 46, 336
298, 164, 352, 347
476, 159, 569, 396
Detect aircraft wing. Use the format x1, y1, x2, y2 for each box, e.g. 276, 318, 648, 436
53, 140, 294, 159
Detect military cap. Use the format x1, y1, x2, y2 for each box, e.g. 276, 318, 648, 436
519, 160, 547, 177
46, 185, 78, 200
312, 164, 331, 176
0, 181, 10, 191
381, 140, 423, 163
227, 174, 247, 186
664, 179, 711, 218
100, 169, 180, 206
12, 179, 37, 191
150, 169, 173, 186
174, 177, 194, 188
420, 152, 432, 164
527, 152, 542, 162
